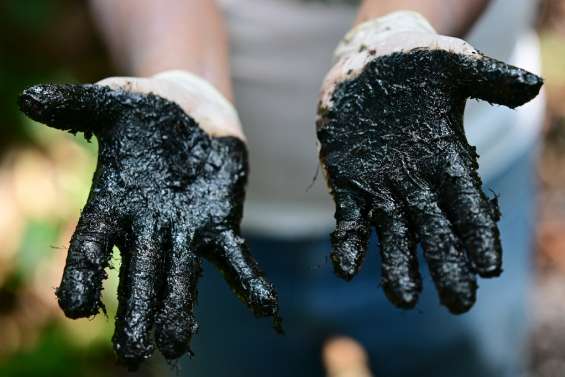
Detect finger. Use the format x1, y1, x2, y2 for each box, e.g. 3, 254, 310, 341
154, 230, 201, 360
373, 200, 421, 309
112, 217, 164, 369
330, 186, 370, 281
56, 203, 116, 318
18, 84, 122, 134
458, 54, 543, 108
203, 229, 281, 330
439, 157, 502, 277
398, 182, 477, 314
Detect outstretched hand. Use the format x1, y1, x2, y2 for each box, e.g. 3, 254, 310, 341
317, 12, 543, 314
19, 79, 280, 368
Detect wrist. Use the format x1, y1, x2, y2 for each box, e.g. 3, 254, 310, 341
97, 70, 245, 141
355, 10, 435, 35
354, 0, 490, 36
132, 55, 235, 103
319, 10, 476, 111
154, 70, 244, 141
335, 11, 435, 61
354, 0, 441, 28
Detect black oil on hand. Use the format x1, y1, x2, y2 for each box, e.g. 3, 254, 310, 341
18, 84, 281, 369
317, 49, 543, 314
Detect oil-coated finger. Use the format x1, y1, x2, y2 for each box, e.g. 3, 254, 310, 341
439, 156, 502, 277
330, 186, 370, 281
112, 217, 164, 368
154, 230, 201, 360
398, 181, 477, 314
18, 84, 124, 134
458, 54, 543, 108
56, 204, 115, 318
373, 200, 421, 309
204, 229, 280, 325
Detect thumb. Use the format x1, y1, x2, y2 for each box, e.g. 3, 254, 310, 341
459, 54, 543, 108
18, 84, 123, 135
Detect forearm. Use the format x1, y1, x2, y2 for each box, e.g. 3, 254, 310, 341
355, 0, 491, 36
89, 0, 233, 100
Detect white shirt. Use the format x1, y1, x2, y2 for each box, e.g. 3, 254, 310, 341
218, 0, 545, 237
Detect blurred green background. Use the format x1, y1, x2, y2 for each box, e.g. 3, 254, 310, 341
0, 1, 166, 375
0, 0, 564, 376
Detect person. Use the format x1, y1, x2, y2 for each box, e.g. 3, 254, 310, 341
26, 0, 546, 376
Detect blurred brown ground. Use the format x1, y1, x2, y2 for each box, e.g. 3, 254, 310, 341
531, 0, 565, 376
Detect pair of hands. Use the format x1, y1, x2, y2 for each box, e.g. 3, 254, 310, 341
19, 11, 542, 368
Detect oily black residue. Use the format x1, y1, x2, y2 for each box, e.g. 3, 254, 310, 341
317, 49, 543, 314
18, 84, 281, 369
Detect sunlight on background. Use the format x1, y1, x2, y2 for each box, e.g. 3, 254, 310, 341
0, 115, 121, 375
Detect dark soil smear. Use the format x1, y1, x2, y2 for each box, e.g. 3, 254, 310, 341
19, 84, 281, 369
317, 49, 542, 314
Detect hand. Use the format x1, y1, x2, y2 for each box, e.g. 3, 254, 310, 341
317, 11, 543, 314
19, 71, 280, 368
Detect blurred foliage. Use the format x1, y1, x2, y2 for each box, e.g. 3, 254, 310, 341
0, 324, 115, 377
0, 0, 111, 150
532, 1, 565, 373
537, 13, 565, 277
0, 0, 133, 375
540, 33, 565, 87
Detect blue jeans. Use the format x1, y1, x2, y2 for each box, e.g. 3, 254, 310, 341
183, 149, 538, 377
